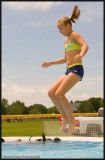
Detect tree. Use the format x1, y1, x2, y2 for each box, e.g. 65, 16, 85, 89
28, 104, 47, 114
89, 97, 102, 112
1, 98, 8, 107
99, 99, 104, 108
22, 107, 30, 114
47, 106, 60, 114
1, 103, 7, 115
11, 101, 26, 114
75, 100, 83, 103
70, 100, 73, 103
1, 98, 9, 114
35, 104, 47, 114
29, 108, 41, 114
77, 100, 95, 113
6, 100, 26, 115
7, 106, 22, 115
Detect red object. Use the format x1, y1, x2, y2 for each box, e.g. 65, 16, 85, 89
58, 117, 63, 126
16, 139, 22, 141
75, 120, 80, 127
58, 117, 76, 126
58, 116, 79, 127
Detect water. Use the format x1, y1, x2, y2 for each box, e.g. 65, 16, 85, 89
2, 141, 103, 159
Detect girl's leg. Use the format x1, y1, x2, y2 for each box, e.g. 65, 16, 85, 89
48, 74, 68, 130
55, 73, 81, 135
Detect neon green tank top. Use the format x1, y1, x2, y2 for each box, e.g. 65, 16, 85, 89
64, 39, 82, 52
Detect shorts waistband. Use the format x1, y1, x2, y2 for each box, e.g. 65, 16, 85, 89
67, 63, 83, 69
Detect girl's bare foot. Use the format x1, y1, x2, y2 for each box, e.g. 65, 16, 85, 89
60, 118, 68, 131
68, 119, 76, 135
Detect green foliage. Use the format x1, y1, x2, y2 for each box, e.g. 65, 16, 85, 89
47, 106, 59, 114
99, 99, 104, 108
1, 97, 104, 115
89, 97, 102, 112
74, 100, 83, 103
77, 97, 103, 113
29, 104, 47, 114
78, 100, 95, 113
36, 104, 47, 114
70, 100, 73, 103
1, 103, 7, 115
1, 98, 8, 115
6, 100, 26, 115
29, 108, 41, 114
22, 107, 30, 114
1, 98, 8, 107
7, 106, 22, 115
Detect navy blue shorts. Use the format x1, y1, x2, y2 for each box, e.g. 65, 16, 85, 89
65, 64, 84, 80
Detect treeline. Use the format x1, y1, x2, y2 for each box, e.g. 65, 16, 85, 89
1, 97, 104, 115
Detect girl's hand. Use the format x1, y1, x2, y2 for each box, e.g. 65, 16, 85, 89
74, 54, 82, 62
41, 62, 52, 68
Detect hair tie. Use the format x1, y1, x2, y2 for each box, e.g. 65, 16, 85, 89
69, 16, 72, 20
70, 16, 76, 23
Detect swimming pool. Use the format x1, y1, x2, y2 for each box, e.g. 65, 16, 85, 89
2, 137, 103, 159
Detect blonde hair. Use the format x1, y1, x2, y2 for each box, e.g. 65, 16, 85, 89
57, 5, 80, 27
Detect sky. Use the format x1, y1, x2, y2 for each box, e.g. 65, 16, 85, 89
2, 1, 104, 108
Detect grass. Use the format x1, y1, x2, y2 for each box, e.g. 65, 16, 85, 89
2, 118, 103, 137
2, 119, 43, 137
2, 118, 68, 137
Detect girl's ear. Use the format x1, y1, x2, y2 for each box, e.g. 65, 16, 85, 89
67, 23, 71, 29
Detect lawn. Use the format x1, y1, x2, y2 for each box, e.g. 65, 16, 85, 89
2, 119, 43, 137
2, 118, 68, 137
2, 118, 103, 137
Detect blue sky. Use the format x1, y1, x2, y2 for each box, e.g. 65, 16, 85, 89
2, 1, 103, 107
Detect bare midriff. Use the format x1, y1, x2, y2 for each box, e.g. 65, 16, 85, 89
65, 49, 82, 66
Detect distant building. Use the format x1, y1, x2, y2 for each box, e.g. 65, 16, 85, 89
70, 103, 80, 113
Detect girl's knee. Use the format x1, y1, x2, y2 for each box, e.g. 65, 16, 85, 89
48, 89, 55, 98
55, 90, 62, 99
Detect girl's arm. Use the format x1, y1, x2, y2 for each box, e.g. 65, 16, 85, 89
41, 56, 67, 68
72, 32, 89, 61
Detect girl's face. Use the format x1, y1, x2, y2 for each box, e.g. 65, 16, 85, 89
57, 23, 71, 36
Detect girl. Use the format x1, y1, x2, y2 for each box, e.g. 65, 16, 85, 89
41, 5, 89, 135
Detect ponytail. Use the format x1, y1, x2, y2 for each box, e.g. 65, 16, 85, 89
70, 5, 80, 23
57, 5, 80, 27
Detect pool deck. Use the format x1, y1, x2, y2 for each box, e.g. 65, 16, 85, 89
2, 136, 103, 142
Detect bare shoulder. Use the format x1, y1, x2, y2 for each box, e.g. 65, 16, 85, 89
64, 38, 68, 44
72, 32, 81, 40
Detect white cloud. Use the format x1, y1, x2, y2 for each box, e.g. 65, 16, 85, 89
2, 82, 53, 107
2, 77, 103, 108
3, 2, 64, 11
80, 3, 103, 22
66, 92, 90, 102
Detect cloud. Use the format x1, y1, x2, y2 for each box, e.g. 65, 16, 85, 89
2, 82, 53, 107
80, 2, 103, 22
3, 2, 64, 11
66, 92, 90, 101
27, 21, 53, 29
26, 19, 56, 29
2, 78, 103, 108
